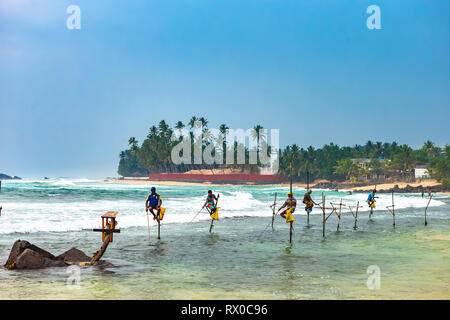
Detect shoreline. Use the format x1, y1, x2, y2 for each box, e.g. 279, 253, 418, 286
104, 178, 448, 193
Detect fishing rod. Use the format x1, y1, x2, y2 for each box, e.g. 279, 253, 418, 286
270, 192, 277, 230
189, 207, 204, 224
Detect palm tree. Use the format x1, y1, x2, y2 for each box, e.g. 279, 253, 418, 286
334, 159, 360, 181
175, 121, 185, 136
199, 117, 208, 128
390, 145, 416, 180
364, 140, 374, 157
128, 137, 138, 152
374, 141, 384, 158
188, 116, 198, 129
368, 159, 387, 180
422, 140, 440, 158
219, 124, 229, 164
250, 125, 265, 143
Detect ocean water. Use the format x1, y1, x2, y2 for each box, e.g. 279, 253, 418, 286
0, 179, 449, 299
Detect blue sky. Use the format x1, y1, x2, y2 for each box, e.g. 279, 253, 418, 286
0, 0, 449, 178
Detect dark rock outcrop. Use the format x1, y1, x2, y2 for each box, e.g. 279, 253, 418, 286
313, 181, 338, 190
4, 240, 66, 270
15, 248, 65, 269
353, 184, 445, 194
57, 248, 91, 263
4, 240, 91, 270
0, 173, 21, 180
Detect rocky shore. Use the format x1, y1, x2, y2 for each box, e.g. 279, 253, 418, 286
4, 240, 91, 270
353, 184, 446, 194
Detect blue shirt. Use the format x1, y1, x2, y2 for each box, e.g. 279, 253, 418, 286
368, 192, 374, 201
146, 193, 161, 206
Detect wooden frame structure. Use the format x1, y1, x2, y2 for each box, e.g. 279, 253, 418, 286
348, 202, 363, 230
90, 211, 120, 264
318, 193, 337, 238
386, 191, 396, 226
330, 199, 346, 232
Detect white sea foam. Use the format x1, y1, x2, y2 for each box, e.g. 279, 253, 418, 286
0, 181, 446, 234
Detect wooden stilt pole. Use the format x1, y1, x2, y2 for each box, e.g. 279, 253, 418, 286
146, 211, 151, 241
289, 159, 293, 244
386, 191, 396, 227
330, 200, 346, 232
157, 217, 161, 240
392, 191, 395, 226
348, 202, 362, 230
306, 171, 310, 227
322, 193, 325, 237
425, 195, 432, 226
337, 199, 342, 231
319, 195, 336, 238
289, 222, 293, 244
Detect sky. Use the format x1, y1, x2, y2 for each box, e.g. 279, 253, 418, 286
0, 0, 449, 178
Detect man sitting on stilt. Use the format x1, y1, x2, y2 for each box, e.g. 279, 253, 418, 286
146, 187, 162, 221
203, 190, 219, 216
278, 192, 297, 221
303, 189, 318, 214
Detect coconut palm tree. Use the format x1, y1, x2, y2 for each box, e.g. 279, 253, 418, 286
188, 116, 198, 129
422, 140, 440, 158
128, 137, 138, 152
218, 124, 229, 164
175, 121, 185, 136
199, 117, 208, 128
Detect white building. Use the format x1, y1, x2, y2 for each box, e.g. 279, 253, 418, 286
414, 166, 430, 179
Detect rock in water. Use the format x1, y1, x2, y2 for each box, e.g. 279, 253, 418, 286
57, 248, 91, 263
4, 240, 66, 270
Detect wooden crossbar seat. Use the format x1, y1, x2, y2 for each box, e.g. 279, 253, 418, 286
102, 211, 118, 218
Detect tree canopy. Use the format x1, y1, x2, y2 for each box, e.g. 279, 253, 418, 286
118, 117, 448, 183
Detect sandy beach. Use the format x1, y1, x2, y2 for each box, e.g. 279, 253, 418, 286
348, 180, 442, 191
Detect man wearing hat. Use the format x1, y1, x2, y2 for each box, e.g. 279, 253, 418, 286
145, 186, 162, 221
278, 191, 297, 219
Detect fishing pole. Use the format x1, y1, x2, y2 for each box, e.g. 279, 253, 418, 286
189, 207, 204, 224
270, 192, 277, 230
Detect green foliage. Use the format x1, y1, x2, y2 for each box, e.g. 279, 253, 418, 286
442, 178, 450, 189
430, 145, 450, 182
117, 117, 260, 176
334, 159, 360, 180
118, 121, 448, 183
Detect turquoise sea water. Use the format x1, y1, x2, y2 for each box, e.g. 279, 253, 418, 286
0, 179, 449, 299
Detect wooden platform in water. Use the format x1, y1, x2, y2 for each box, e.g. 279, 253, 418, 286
102, 211, 118, 218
